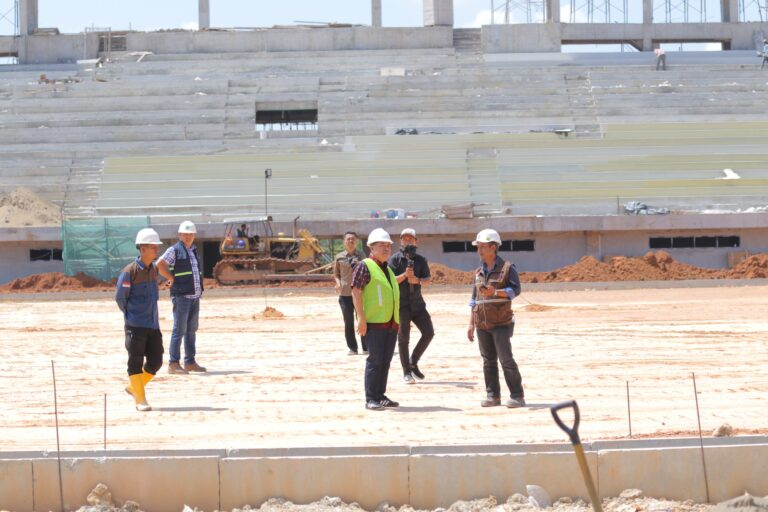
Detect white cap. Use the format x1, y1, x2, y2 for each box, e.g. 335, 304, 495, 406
367, 228, 393, 246
400, 228, 416, 238
135, 228, 162, 245
178, 220, 197, 234
472, 228, 502, 246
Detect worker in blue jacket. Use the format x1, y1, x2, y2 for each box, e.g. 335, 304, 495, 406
115, 228, 164, 412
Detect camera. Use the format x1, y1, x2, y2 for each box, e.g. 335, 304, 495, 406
401, 244, 417, 268
346, 255, 360, 269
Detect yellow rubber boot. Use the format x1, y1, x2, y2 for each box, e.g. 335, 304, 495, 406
141, 371, 154, 386
128, 374, 151, 412
126, 371, 155, 396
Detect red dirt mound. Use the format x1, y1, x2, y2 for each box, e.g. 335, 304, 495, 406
725, 254, 768, 279
522, 251, 725, 283
429, 262, 474, 285
0, 272, 114, 293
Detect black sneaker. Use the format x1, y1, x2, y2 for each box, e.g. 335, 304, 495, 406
366, 400, 384, 410
379, 396, 399, 408
481, 396, 501, 407
410, 364, 425, 380
505, 397, 526, 408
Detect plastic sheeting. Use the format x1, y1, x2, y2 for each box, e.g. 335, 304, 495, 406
62, 217, 149, 281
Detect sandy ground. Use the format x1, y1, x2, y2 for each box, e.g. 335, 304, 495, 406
1, 284, 767, 453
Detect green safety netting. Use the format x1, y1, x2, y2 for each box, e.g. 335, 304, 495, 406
62, 217, 150, 281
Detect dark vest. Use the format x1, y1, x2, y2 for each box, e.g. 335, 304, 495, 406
472, 260, 513, 330
169, 241, 203, 297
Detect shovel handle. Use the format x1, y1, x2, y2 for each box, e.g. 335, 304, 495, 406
550, 400, 581, 445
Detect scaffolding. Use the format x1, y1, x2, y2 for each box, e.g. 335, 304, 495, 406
490, 0, 546, 24
0, 0, 18, 35
740, 0, 768, 21
0, 0, 18, 63
655, 0, 709, 23
569, 0, 630, 23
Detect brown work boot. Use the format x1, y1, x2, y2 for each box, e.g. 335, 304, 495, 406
505, 397, 526, 408
168, 361, 188, 375
184, 361, 207, 373
481, 396, 501, 407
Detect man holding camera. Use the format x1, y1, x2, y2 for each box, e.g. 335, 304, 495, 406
388, 228, 434, 384
333, 231, 367, 355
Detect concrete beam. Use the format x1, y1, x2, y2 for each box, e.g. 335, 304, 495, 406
424, 0, 454, 27
722, 0, 739, 23
19, 0, 38, 35
546, 0, 560, 23
372, 0, 382, 27
199, 0, 210, 29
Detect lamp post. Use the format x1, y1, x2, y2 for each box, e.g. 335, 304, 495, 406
264, 168, 272, 219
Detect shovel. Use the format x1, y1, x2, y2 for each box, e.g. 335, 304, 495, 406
550, 400, 603, 512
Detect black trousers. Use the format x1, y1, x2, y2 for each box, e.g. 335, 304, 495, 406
339, 295, 366, 352
476, 323, 524, 399
398, 307, 434, 373
125, 326, 164, 376
364, 327, 397, 402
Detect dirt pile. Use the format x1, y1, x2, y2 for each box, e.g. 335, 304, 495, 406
725, 254, 768, 279
258, 306, 285, 319
429, 262, 474, 285
523, 251, 725, 283
0, 272, 114, 293
0, 187, 61, 227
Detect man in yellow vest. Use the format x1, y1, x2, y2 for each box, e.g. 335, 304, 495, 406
351, 228, 401, 411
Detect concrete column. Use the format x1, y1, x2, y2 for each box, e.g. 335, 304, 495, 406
19, 0, 38, 35
199, 0, 210, 29
546, 0, 560, 23
642, 0, 653, 24
423, 0, 454, 27
585, 231, 602, 261
372, 0, 382, 27
721, 0, 739, 22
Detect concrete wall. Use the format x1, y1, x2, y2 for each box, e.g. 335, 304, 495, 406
483, 22, 768, 53
2, 214, 768, 283
18, 33, 100, 64
126, 27, 453, 54
0, 243, 64, 285
4, 440, 768, 512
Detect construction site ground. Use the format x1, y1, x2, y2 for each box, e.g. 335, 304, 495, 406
1, 281, 767, 454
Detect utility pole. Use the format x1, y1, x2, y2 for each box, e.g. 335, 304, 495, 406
264, 168, 272, 219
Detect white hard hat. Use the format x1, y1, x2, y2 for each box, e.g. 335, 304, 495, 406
472, 228, 502, 246
178, 220, 197, 234
400, 228, 416, 238
135, 228, 162, 245
367, 228, 393, 247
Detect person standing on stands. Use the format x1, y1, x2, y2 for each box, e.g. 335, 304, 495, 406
116, 228, 164, 412
654, 48, 667, 71
333, 231, 368, 355
157, 220, 207, 374
466, 229, 525, 409
352, 228, 400, 411
388, 228, 434, 384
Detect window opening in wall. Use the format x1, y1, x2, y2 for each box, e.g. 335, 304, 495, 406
442, 239, 535, 253
512, 239, 535, 251
649, 236, 740, 249
255, 109, 318, 131
30, 249, 63, 261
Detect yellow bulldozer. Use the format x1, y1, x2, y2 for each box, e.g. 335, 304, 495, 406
212, 217, 333, 285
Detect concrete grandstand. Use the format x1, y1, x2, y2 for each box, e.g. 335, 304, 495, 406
1, 0, 768, 284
